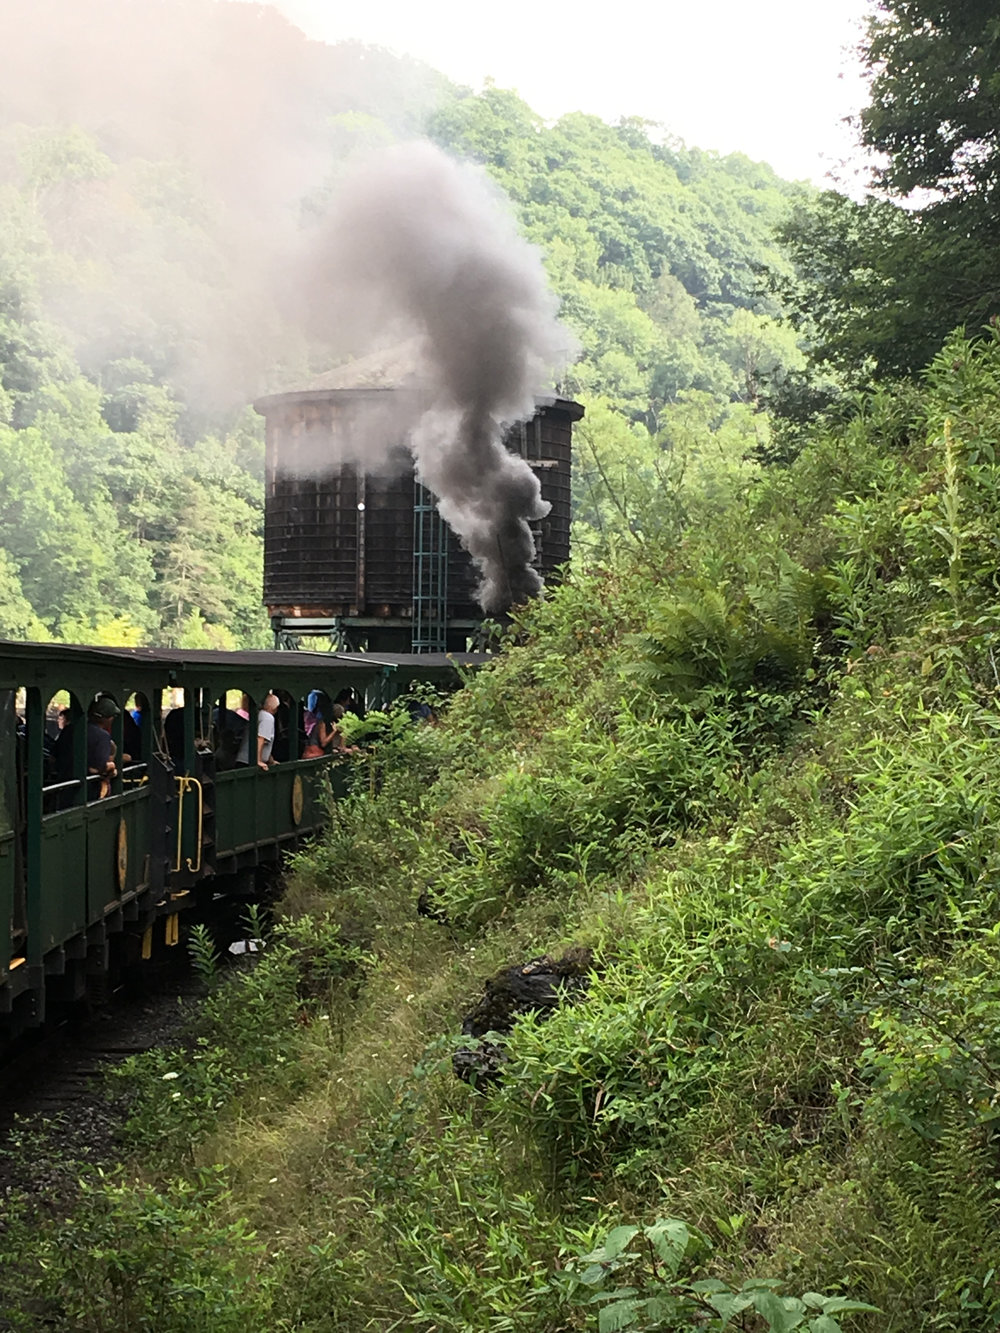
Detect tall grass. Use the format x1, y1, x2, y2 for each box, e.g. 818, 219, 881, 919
8, 335, 1000, 1330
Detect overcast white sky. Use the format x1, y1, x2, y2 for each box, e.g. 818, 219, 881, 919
273, 0, 875, 187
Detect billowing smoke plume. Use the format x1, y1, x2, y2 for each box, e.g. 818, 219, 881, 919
1, 2, 575, 611
0, 0, 444, 420
307, 141, 575, 613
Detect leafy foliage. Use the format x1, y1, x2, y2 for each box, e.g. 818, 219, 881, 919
0, 1166, 274, 1333
562, 1218, 878, 1332
779, 2, 1000, 385
430, 89, 807, 426
859, 1, 1000, 206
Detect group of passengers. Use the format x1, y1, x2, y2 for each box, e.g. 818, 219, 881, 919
37, 686, 360, 799
213, 688, 359, 773
42, 694, 138, 802
301, 689, 359, 760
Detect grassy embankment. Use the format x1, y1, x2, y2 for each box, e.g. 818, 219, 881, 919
6, 333, 1000, 1331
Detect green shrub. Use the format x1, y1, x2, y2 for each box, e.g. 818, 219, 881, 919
560, 1217, 878, 1332
0, 1167, 276, 1333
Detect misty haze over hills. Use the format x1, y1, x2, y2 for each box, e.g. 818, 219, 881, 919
0, 0, 449, 415
0, 0, 806, 646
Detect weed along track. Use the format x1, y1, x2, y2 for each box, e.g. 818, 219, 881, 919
0, 944, 199, 1196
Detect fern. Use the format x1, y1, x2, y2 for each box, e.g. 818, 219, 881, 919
849, 1115, 1000, 1325
629, 561, 820, 702
919, 1113, 1000, 1256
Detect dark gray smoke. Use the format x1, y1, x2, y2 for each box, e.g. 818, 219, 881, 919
307, 141, 575, 613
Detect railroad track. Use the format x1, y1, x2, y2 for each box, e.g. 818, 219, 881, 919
0, 966, 199, 1165
1, 1025, 145, 1117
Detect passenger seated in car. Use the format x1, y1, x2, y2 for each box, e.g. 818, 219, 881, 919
213, 702, 247, 771
51, 712, 75, 787
87, 696, 120, 797
334, 687, 360, 717
233, 695, 257, 767
162, 706, 185, 766
123, 695, 148, 766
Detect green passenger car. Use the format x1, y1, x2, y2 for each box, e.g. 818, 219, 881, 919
0, 640, 476, 1040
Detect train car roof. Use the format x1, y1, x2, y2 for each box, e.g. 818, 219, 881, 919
332, 651, 489, 674
0, 640, 493, 695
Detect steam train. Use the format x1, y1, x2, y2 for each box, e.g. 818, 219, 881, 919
0, 639, 474, 1041
0, 366, 582, 1044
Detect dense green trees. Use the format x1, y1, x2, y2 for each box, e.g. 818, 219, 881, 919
425, 85, 811, 569
860, 0, 1000, 206
781, 0, 1000, 384
430, 90, 807, 425
0, 235, 270, 645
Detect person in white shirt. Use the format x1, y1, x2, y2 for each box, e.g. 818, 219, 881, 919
256, 693, 280, 770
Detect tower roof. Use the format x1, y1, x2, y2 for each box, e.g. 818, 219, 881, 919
254, 344, 422, 410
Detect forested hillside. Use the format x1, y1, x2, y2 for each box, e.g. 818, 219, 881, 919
10, 2, 1000, 1331
0, 0, 807, 646
0, 0, 442, 646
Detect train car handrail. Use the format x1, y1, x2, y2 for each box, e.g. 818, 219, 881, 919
41, 779, 81, 817
173, 775, 204, 875
121, 762, 148, 787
